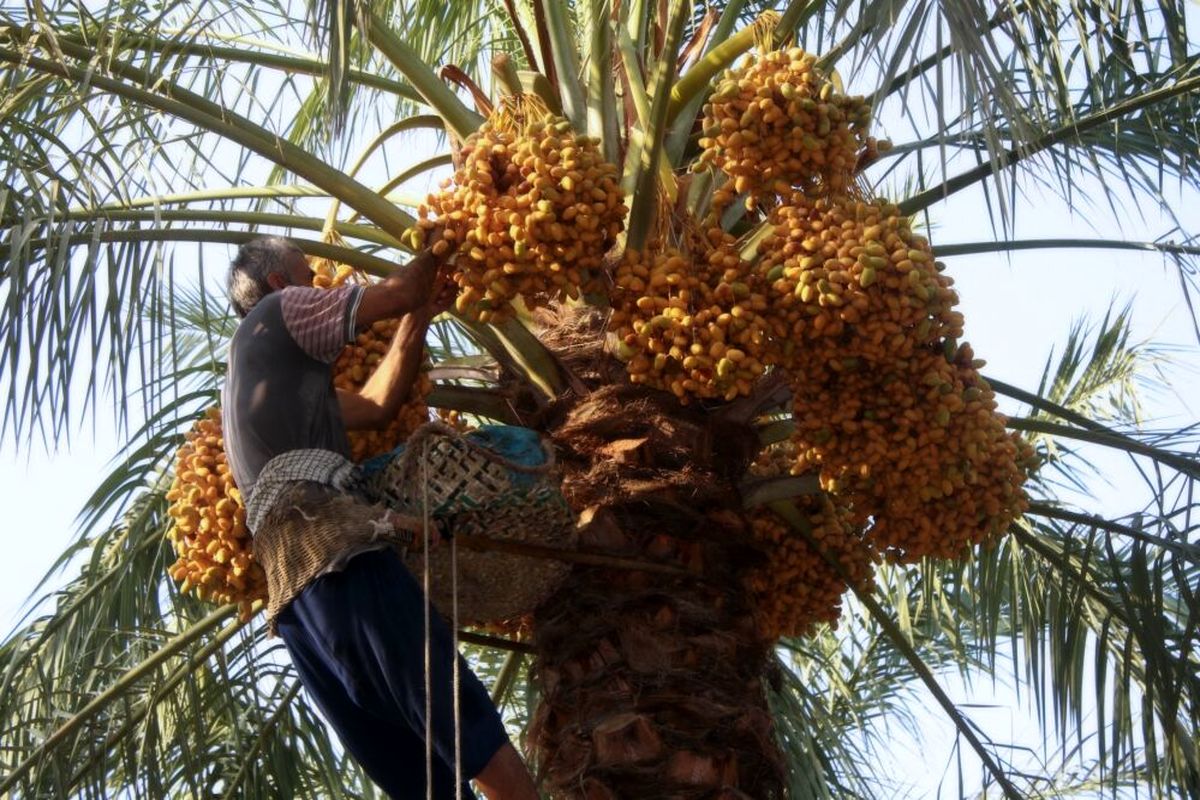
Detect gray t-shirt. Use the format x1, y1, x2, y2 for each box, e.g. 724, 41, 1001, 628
222, 285, 364, 498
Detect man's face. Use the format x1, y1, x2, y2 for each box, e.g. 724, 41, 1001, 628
267, 248, 312, 292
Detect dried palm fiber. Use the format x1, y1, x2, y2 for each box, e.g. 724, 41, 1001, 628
416, 94, 626, 323
696, 11, 874, 210
530, 378, 780, 796
164, 408, 265, 620
549, 384, 731, 512
310, 236, 434, 460
529, 302, 621, 387
356, 421, 575, 625
609, 202, 774, 403
529, 505, 782, 799
743, 442, 877, 640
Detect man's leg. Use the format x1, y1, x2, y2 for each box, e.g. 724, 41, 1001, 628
281, 548, 537, 797
472, 743, 539, 799
336, 551, 528, 786
278, 574, 476, 799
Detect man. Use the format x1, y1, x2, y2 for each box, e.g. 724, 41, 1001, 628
222, 236, 538, 799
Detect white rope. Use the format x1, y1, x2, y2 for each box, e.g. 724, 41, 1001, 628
452, 509, 463, 794
421, 435, 464, 798
422, 438, 434, 800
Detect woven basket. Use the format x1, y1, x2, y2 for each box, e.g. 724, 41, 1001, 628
357, 423, 575, 624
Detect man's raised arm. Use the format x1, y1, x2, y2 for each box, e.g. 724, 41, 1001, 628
338, 244, 454, 430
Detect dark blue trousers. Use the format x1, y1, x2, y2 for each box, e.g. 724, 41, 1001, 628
276, 549, 510, 799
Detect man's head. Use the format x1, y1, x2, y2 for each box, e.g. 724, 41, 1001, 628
227, 236, 312, 317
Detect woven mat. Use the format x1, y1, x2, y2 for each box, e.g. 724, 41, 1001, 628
405, 497, 576, 625
362, 423, 577, 624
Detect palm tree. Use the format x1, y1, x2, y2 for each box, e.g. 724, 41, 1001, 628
1, 1, 1198, 797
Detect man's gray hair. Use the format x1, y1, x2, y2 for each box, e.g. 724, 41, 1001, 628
227, 236, 304, 317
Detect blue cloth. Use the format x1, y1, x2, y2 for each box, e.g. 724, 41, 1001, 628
276, 549, 510, 799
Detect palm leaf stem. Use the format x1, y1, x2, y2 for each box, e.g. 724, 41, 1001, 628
9, 209, 403, 249
624, 0, 649, 57
537, 0, 586, 131
625, 0, 690, 250
497, 0, 538, 70
489, 651, 523, 704
65, 609, 252, 794
616, 26, 653, 130
755, 415, 1198, 478
218, 680, 302, 800
665, 17, 756, 125
881, 134, 985, 158
989, 377, 1134, 433
740, 473, 821, 507
1007, 417, 1200, 479
664, 0, 747, 160
53, 186, 331, 215
707, 0, 749, 58
343, 115, 445, 180
528, 0, 558, 87
474, 316, 571, 399
0, 37, 415, 239
48, 28, 421, 102
0, 229, 405, 276
324, 114, 445, 230
738, 475, 1197, 557
345, 155, 452, 226
937, 239, 1200, 259
460, 630, 532, 654
0, 603, 238, 795
898, 73, 1200, 216
718, 369, 791, 424
425, 384, 521, 425
772, 0, 825, 48
990, 378, 1200, 478
362, 10, 484, 142
756, 418, 793, 446
767, 499, 1027, 800
455, 532, 690, 576
1027, 502, 1200, 559
0, 72, 53, 117
583, 0, 619, 163
813, 3, 887, 74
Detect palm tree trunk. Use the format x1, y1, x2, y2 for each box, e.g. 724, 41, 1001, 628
529, 380, 782, 799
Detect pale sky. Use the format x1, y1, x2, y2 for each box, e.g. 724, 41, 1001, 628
1, 7, 1197, 797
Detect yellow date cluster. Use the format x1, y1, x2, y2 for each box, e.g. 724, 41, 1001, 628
789, 345, 1034, 561
756, 194, 963, 365
418, 98, 625, 322
165, 408, 265, 619
610, 228, 773, 402
698, 46, 873, 209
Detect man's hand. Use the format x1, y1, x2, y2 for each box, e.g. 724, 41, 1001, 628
356, 234, 455, 327
427, 268, 457, 318
386, 511, 442, 549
